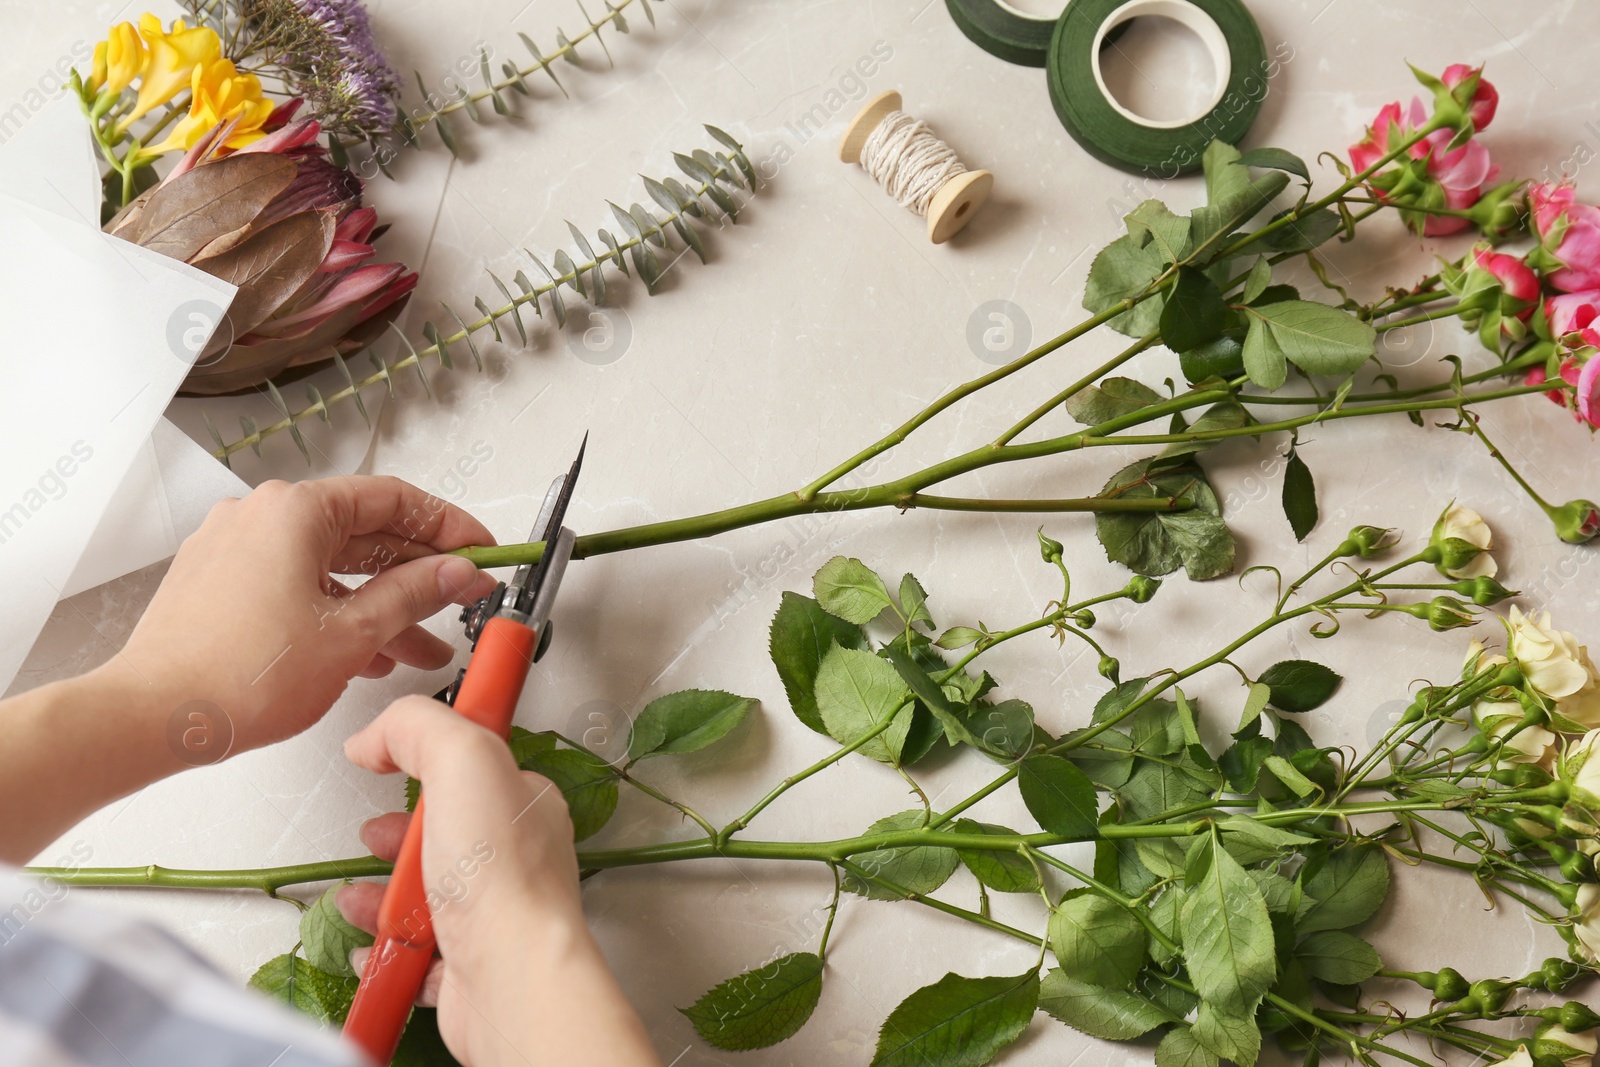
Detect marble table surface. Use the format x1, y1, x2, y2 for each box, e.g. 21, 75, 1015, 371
6, 0, 1600, 1063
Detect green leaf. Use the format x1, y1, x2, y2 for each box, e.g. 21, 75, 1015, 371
1084, 232, 1168, 337
1258, 660, 1342, 713
1248, 868, 1300, 916
1126, 199, 1193, 263
814, 645, 913, 764
770, 592, 868, 735
1157, 1024, 1221, 1067
1216, 816, 1317, 866
1059, 727, 1134, 788
1297, 931, 1382, 985
1178, 334, 1245, 383
1065, 376, 1164, 427
680, 952, 824, 1051
843, 809, 958, 900
899, 573, 933, 627
1241, 300, 1376, 387
1018, 755, 1100, 840
509, 725, 559, 765
627, 689, 755, 760
1039, 969, 1175, 1040
1049, 891, 1146, 989
1281, 449, 1318, 542
1160, 401, 1254, 459
392, 1008, 461, 1066
516, 748, 619, 841
1262, 754, 1318, 797
1249, 207, 1342, 254
1241, 258, 1272, 304
883, 645, 981, 750
813, 556, 897, 624
1193, 1000, 1262, 1067
1179, 836, 1277, 1013
935, 626, 984, 651
1119, 754, 1217, 821
1297, 846, 1390, 933
966, 698, 1037, 762
1191, 141, 1291, 246
952, 820, 1040, 894
248, 954, 358, 1024
299, 885, 373, 978
1161, 267, 1228, 353
871, 970, 1039, 1067
1095, 458, 1234, 580
1236, 147, 1309, 181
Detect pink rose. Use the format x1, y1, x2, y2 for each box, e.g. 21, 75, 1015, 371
1530, 182, 1600, 292
1473, 247, 1538, 306
1530, 355, 1600, 428
1349, 101, 1404, 175
1580, 353, 1600, 427
1442, 63, 1498, 131
1546, 291, 1600, 338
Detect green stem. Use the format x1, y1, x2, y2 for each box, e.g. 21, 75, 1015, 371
992, 333, 1158, 447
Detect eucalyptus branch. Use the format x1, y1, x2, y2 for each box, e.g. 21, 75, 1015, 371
208, 131, 756, 463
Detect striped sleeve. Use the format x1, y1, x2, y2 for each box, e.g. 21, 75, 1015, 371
0, 866, 371, 1067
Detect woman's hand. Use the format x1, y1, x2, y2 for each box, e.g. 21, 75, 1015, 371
118, 476, 499, 752
338, 697, 660, 1067
0, 476, 499, 862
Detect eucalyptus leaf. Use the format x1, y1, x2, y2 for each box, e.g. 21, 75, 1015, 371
1039, 969, 1175, 1041
680, 952, 824, 1051
770, 592, 868, 735
870, 970, 1039, 1067
628, 689, 756, 760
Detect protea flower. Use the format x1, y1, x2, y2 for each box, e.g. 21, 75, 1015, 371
105, 100, 416, 394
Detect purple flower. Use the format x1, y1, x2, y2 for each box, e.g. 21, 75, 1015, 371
291, 0, 400, 132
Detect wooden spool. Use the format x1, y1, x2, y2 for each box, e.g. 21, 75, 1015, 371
839, 90, 993, 244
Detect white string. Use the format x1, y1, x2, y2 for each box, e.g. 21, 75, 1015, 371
858, 109, 968, 217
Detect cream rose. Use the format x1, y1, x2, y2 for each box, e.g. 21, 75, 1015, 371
1486, 1046, 1534, 1067
1535, 1024, 1599, 1067
1576, 882, 1600, 964
1508, 607, 1600, 728
1433, 503, 1498, 579
1474, 698, 1558, 769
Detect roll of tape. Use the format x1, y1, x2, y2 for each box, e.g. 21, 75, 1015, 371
1046, 0, 1267, 176
945, 0, 1127, 68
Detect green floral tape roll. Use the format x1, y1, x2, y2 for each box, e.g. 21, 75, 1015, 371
1047, 0, 1268, 176
945, 0, 1127, 67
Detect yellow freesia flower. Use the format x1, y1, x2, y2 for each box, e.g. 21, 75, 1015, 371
118, 15, 221, 127
88, 22, 147, 96
147, 58, 274, 155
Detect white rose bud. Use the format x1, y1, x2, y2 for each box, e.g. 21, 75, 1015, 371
1508, 607, 1600, 728
1473, 698, 1558, 769
1432, 503, 1498, 579
1535, 1023, 1599, 1067
1485, 1045, 1534, 1067
1576, 883, 1600, 964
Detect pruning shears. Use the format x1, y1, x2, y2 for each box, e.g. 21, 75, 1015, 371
343, 435, 587, 1064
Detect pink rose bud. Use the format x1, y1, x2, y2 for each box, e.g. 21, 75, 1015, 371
1473, 248, 1539, 305
1529, 182, 1600, 293
1441, 63, 1498, 131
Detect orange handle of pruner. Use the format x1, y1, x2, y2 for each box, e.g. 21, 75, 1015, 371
343, 616, 538, 1064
